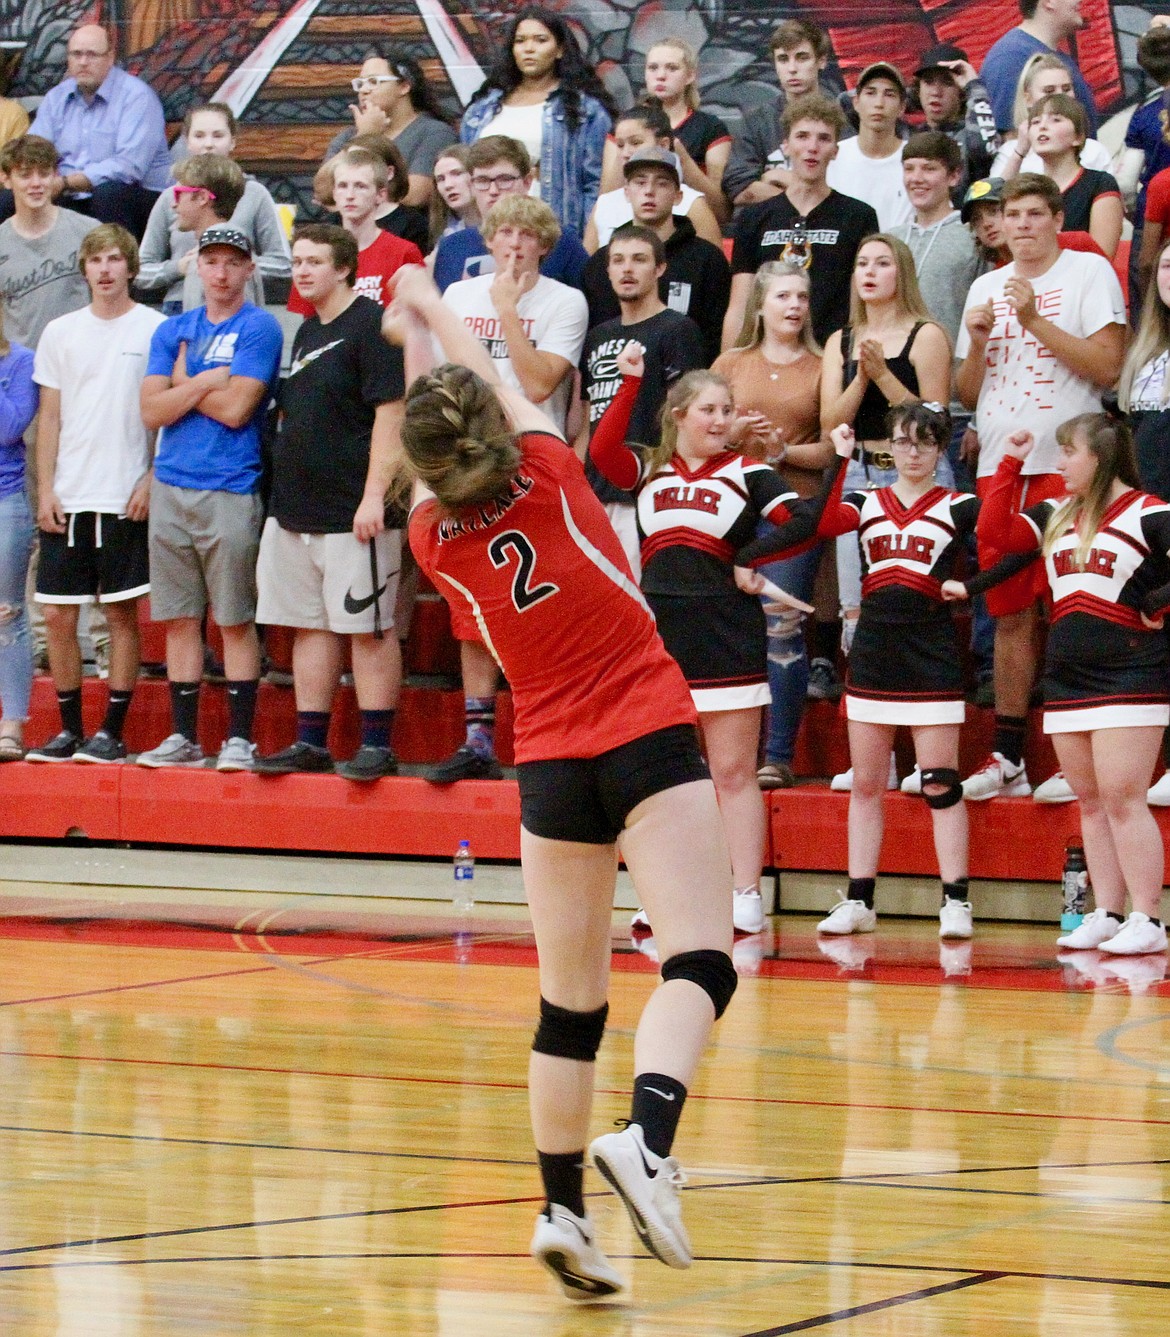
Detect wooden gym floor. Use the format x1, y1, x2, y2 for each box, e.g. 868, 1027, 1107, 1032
1, 875, 1169, 1334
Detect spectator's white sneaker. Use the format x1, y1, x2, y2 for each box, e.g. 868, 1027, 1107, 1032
135, 734, 205, 768
939, 900, 974, 939
830, 755, 898, 792
1056, 907, 1119, 950
1033, 770, 1076, 804
1098, 912, 1169, 956
962, 752, 1030, 800
899, 766, 923, 795
817, 896, 877, 935
1148, 771, 1170, 806
216, 737, 257, 772
530, 1204, 624, 1301
590, 1123, 691, 1269
732, 888, 767, 934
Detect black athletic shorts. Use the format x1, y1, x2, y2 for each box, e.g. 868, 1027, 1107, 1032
516, 723, 710, 844
36, 513, 150, 604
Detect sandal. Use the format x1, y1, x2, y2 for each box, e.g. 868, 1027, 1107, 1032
0, 732, 24, 762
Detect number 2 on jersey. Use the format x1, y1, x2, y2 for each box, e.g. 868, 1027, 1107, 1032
488, 530, 560, 612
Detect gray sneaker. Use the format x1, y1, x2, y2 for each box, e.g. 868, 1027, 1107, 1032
135, 733, 205, 768
216, 736, 257, 772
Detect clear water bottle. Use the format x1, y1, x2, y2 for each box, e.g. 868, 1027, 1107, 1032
453, 838, 475, 913
1061, 841, 1088, 931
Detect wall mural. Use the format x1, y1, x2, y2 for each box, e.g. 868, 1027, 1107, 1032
0, 1, 1164, 214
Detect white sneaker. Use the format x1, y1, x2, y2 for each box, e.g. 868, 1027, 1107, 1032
900, 766, 922, 795
1056, 907, 1120, 950
1033, 770, 1076, 804
530, 1204, 624, 1301
962, 752, 1030, 801
590, 1123, 691, 1269
135, 733, 205, 768
216, 736, 257, 772
829, 755, 898, 792
1148, 771, 1170, 806
732, 888, 767, 934
939, 899, 974, 939
1098, 912, 1169, 956
817, 896, 877, 935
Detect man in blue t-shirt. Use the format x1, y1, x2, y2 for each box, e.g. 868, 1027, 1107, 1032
137, 225, 283, 771
980, 0, 1098, 136
431, 135, 587, 292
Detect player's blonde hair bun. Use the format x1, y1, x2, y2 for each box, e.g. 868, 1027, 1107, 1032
404, 364, 521, 510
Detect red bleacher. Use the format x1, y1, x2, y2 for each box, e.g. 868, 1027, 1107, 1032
2, 590, 1155, 881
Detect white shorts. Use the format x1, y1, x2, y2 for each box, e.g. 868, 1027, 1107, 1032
255, 517, 401, 635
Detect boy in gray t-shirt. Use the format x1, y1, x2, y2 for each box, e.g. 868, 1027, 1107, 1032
0, 135, 98, 349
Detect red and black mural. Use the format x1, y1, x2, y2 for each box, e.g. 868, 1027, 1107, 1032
0, 1, 1160, 212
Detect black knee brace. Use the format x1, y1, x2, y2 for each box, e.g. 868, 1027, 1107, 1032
920, 767, 963, 809
661, 949, 738, 1019
531, 997, 609, 1061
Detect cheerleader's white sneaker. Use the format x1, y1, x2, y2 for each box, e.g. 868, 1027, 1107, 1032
1097, 912, 1168, 956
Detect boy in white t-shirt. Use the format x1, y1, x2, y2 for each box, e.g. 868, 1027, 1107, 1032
28, 224, 165, 763
955, 173, 1126, 801
429, 194, 588, 786
826, 62, 912, 230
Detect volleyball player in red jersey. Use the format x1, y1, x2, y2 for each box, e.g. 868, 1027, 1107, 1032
384, 265, 738, 1300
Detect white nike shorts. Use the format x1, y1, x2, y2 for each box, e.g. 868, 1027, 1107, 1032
255, 517, 401, 635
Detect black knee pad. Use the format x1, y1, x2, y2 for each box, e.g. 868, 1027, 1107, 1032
920, 767, 963, 809
531, 997, 608, 1061
661, 949, 737, 1019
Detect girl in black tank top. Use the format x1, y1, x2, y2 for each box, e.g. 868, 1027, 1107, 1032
841, 321, 926, 443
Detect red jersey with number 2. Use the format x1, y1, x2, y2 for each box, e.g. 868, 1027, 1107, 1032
409, 431, 697, 762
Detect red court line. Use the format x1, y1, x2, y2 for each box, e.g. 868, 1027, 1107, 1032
0, 916, 1123, 993
4, 1046, 1170, 1127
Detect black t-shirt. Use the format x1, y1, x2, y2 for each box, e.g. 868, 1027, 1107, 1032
1060, 168, 1121, 234
377, 204, 430, 253
273, 294, 406, 533
673, 108, 731, 165
731, 189, 879, 345
581, 216, 731, 364
579, 308, 706, 504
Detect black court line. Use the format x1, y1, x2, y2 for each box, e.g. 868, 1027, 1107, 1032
0, 1122, 529, 1166
740, 1273, 1001, 1334
0, 1193, 544, 1259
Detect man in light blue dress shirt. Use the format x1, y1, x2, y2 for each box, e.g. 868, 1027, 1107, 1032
26, 24, 171, 238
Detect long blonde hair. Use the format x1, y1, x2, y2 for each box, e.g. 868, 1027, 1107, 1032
734, 261, 821, 355
645, 38, 701, 112
645, 370, 731, 474
1012, 52, 1072, 127
848, 234, 935, 331
1042, 414, 1141, 567
1119, 237, 1170, 411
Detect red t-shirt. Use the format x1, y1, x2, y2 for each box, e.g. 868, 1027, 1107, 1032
1145, 165, 1170, 229
409, 432, 697, 762
288, 230, 423, 314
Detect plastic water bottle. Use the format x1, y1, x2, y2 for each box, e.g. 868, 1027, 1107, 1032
453, 839, 475, 913
1061, 842, 1088, 931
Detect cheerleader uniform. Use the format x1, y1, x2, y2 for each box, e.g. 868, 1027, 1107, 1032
589, 373, 844, 711
977, 454, 1170, 733
820, 479, 985, 724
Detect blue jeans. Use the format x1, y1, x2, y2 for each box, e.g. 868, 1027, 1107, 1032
759, 542, 822, 765
0, 489, 34, 722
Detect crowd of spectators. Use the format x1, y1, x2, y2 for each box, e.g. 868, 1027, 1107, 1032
2, 1, 1170, 823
